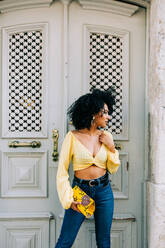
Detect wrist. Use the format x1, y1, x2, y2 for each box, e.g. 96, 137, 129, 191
107, 143, 115, 153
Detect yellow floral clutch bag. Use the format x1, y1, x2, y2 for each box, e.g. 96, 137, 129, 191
73, 185, 95, 218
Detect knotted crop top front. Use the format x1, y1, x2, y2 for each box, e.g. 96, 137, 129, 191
56, 130, 120, 209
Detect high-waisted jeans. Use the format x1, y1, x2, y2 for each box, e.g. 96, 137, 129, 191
55, 173, 114, 248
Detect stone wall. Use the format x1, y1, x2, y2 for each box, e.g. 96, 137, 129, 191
148, 0, 165, 247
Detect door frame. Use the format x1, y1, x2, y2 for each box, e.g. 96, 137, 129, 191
143, 5, 150, 248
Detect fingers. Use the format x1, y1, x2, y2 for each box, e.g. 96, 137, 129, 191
71, 201, 81, 213
99, 132, 105, 142
99, 133, 114, 151
73, 201, 81, 205
99, 130, 104, 136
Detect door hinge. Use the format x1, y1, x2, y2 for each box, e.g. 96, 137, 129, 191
126, 161, 129, 171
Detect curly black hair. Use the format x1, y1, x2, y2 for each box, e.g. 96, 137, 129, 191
67, 88, 116, 130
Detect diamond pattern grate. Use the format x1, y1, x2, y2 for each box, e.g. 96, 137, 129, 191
89, 32, 123, 134
8, 30, 43, 132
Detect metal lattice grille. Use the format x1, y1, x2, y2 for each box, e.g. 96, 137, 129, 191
89, 32, 123, 134
8, 30, 43, 132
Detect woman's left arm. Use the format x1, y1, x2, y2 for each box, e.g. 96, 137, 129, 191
99, 131, 120, 174
99, 131, 115, 153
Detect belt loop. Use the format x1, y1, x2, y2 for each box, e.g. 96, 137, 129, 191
74, 176, 82, 184
79, 178, 83, 184
96, 178, 100, 186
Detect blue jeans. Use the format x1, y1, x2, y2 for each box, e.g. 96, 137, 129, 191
55, 173, 114, 248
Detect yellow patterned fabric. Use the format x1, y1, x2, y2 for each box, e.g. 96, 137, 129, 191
73, 185, 95, 218
56, 130, 120, 209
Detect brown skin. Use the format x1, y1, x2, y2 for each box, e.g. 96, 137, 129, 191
71, 103, 115, 212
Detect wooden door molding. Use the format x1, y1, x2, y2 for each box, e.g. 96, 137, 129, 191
78, 0, 139, 16
0, 0, 53, 13
1, 23, 48, 138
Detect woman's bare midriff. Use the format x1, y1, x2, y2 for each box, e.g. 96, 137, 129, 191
75, 165, 106, 180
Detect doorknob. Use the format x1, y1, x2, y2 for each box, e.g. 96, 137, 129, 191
52, 129, 59, 161
8, 141, 41, 148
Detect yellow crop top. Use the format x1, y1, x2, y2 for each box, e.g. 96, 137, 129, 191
56, 130, 120, 209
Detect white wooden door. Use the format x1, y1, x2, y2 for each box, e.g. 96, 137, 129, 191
0, 2, 65, 248
68, 1, 146, 248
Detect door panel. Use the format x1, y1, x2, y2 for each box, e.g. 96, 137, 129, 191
2, 151, 47, 197
68, 2, 145, 248
0, 216, 50, 248
83, 24, 129, 140
0, 2, 63, 247
2, 23, 48, 138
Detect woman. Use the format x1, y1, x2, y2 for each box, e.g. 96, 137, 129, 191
55, 89, 120, 248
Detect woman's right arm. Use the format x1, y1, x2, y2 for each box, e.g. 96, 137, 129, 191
56, 131, 74, 209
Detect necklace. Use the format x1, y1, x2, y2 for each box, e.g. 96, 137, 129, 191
78, 129, 100, 137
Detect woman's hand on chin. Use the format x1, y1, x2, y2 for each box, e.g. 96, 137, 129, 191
99, 131, 115, 153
